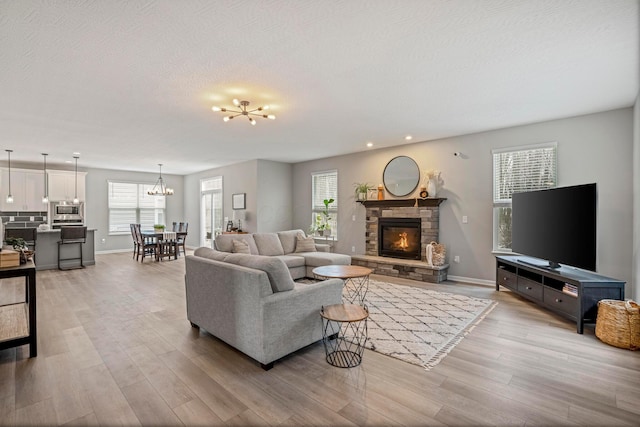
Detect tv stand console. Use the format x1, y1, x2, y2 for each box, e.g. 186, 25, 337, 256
495, 255, 625, 334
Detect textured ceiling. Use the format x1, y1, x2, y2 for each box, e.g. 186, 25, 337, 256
1, 0, 638, 174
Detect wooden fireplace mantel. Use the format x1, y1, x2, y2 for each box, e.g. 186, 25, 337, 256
357, 198, 446, 208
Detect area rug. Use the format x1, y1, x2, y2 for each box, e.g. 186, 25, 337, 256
362, 280, 497, 370
298, 278, 497, 370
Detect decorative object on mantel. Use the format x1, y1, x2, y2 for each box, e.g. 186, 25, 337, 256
148, 164, 174, 196
211, 99, 276, 125
422, 169, 444, 198
377, 184, 384, 200
426, 241, 446, 266
419, 186, 428, 199
354, 182, 375, 201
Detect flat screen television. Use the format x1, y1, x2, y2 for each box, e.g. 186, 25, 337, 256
511, 183, 597, 271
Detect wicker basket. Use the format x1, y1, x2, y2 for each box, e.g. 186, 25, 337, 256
595, 299, 640, 350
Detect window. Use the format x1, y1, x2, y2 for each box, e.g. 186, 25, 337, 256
108, 181, 166, 235
312, 170, 338, 238
492, 143, 557, 251
201, 176, 223, 247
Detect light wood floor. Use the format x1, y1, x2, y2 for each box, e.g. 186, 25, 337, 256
1, 251, 639, 426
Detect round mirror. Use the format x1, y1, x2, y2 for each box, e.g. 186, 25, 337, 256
383, 156, 420, 197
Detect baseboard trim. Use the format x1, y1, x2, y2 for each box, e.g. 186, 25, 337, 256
447, 275, 494, 287
96, 249, 132, 255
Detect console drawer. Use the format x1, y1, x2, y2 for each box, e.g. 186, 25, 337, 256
543, 287, 578, 317
497, 269, 517, 290
517, 277, 543, 301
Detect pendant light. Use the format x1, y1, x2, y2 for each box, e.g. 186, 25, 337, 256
72, 156, 79, 204
5, 149, 13, 204
42, 153, 49, 203
147, 164, 174, 196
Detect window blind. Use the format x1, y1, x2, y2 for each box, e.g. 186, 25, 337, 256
108, 181, 166, 234
493, 143, 557, 203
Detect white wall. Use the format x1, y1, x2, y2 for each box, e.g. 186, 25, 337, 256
293, 108, 635, 290
85, 168, 184, 253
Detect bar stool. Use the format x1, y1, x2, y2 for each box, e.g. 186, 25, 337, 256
58, 226, 87, 270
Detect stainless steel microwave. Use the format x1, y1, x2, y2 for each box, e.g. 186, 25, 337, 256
52, 202, 84, 218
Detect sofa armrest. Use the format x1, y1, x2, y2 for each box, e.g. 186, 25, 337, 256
260, 278, 344, 362
315, 243, 330, 252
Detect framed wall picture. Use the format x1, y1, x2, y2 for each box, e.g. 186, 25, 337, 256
232, 193, 246, 210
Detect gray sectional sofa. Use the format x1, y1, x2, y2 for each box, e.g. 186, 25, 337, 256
213, 229, 351, 277
184, 230, 351, 369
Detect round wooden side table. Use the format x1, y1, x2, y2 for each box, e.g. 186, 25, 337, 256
313, 265, 373, 305
320, 304, 369, 368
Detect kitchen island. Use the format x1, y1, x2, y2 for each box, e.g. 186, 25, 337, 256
35, 229, 96, 270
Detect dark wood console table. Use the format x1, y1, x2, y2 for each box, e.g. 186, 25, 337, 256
0, 260, 37, 357
496, 255, 625, 334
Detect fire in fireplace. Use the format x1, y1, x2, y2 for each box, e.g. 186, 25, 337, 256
378, 218, 421, 260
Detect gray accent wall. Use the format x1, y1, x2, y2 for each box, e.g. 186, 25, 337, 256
292, 108, 635, 292
85, 167, 184, 253
182, 159, 293, 249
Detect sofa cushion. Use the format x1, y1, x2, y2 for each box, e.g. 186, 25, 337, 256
224, 254, 295, 293
232, 239, 251, 254
253, 233, 285, 256
300, 252, 352, 268
275, 254, 306, 269
295, 235, 316, 253
215, 234, 259, 254
193, 247, 229, 262
277, 229, 305, 254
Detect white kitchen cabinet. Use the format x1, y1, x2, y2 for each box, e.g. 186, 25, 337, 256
0, 168, 47, 211
47, 170, 86, 201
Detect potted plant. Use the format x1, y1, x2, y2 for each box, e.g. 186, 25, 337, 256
354, 182, 374, 201
153, 224, 166, 233
6, 237, 28, 251
321, 198, 334, 235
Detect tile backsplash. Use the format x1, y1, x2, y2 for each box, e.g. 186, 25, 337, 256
1, 211, 48, 228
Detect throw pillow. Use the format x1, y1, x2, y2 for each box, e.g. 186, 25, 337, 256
295, 235, 317, 253
232, 239, 251, 254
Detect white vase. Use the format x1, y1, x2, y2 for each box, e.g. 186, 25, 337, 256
427, 178, 437, 198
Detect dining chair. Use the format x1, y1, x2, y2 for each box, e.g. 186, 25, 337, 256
129, 224, 139, 259
171, 222, 188, 256
133, 224, 156, 262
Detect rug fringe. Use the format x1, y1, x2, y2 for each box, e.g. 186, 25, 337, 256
423, 301, 499, 371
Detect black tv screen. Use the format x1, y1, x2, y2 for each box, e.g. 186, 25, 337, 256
511, 183, 597, 271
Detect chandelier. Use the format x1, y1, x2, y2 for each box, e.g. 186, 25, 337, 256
212, 99, 275, 125
147, 164, 174, 196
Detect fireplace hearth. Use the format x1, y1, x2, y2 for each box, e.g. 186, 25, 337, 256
378, 218, 421, 260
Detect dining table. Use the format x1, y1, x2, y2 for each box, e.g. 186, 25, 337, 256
141, 230, 188, 261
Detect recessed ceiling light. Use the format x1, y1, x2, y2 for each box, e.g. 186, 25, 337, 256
405, 135, 413, 141
366, 142, 373, 148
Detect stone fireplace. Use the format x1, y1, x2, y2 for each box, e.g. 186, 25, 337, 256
351, 198, 448, 283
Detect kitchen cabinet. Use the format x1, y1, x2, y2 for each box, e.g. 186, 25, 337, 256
0, 168, 47, 211
47, 170, 86, 201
